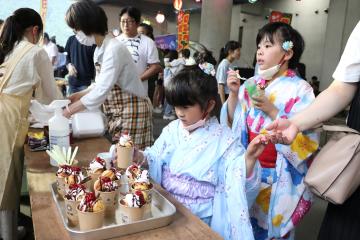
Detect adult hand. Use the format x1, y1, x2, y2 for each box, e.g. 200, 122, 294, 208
227, 69, 241, 94
68, 91, 83, 103
67, 63, 77, 77
266, 118, 300, 145
252, 95, 278, 119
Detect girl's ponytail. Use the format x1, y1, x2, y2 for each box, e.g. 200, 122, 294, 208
0, 8, 43, 64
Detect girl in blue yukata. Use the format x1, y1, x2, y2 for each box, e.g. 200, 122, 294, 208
221, 22, 319, 240
134, 64, 271, 240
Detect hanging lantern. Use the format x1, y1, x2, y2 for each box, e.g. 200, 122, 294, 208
155, 11, 165, 24
173, 0, 183, 11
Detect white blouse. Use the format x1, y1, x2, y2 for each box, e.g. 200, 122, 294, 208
81, 38, 146, 110
3, 39, 63, 104
333, 21, 360, 83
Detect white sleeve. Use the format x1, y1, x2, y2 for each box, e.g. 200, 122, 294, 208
146, 38, 160, 64
34, 50, 63, 104
333, 21, 360, 83
49, 44, 58, 58
216, 61, 228, 85
80, 42, 121, 110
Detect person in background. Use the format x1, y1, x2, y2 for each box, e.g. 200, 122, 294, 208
0, 8, 62, 239
222, 22, 319, 239
309, 75, 320, 96
216, 41, 241, 104
137, 22, 164, 106
42, 32, 58, 67
134, 65, 265, 240
267, 21, 360, 240
117, 7, 162, 95
63, 0, 153, 149
65, 34, 96, 94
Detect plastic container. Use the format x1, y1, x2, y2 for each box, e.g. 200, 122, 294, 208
48, 100, 71, 166
72, 111, 105, 138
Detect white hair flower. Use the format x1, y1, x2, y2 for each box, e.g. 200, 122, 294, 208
282, 41, 294, 51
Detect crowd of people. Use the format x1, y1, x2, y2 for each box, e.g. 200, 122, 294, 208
0, 0, 359, 239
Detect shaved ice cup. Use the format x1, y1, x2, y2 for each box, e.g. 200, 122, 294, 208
95, 190, 117, 217
130, 183, 153, 216
76, 207, 105, 231
64, 198, 79, 226
116, 145, 134, 169
119, 199, 145, 222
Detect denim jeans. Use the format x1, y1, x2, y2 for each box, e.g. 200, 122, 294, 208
163, 99, 174, 116
68, 84, 89, 95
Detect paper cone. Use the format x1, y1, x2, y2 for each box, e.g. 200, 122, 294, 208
116, 145, 134, 169
77, 207, 105, 231
119, 200, 145, 222
56, 177, 66, 197
64, 198, 79, 226
95, 190, 117, 217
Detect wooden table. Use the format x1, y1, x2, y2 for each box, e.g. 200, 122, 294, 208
24, 136, 222, 240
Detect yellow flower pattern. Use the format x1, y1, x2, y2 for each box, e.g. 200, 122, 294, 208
272, 214, 283, 227
269, 92, 277, 104
290, 133, 318, 160
256, 187, 272, 213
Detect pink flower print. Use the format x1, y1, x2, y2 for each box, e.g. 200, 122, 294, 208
244, 90, 251, 106
291, 197, 311, 225
246, 115, 254, 128
286, 69, 296, 78
284, 97, 300, 113
280, 115, 288, 119
255, 116, 265, 132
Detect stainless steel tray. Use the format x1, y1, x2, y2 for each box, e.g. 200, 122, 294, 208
51, 182, 176, 240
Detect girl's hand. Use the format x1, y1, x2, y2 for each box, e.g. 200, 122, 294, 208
266, 118, 300, 145
227, 69, 241, 94
246, 134, 268, 163
133, 148, 147, 166
252, 95, 279, 120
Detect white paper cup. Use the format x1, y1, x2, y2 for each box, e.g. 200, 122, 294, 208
116, 145, 134, 169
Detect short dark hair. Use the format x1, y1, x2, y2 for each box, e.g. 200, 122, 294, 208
165, 66, 220, 116
218, 41, 240, 63
66, 0, 108, 35
180, 49, 190, 59
138, 22, 154, 40
256, 22, 305, 69
43, 32, 50, 41
119, 7, 141, 24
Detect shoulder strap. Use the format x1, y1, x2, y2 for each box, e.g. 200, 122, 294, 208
0, 42, 35, 92
322, 124, 360, 134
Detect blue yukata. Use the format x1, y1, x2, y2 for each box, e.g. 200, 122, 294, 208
220, 70, 319, 240
144, 117, 261, 240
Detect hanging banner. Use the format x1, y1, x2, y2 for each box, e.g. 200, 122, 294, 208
40, 0, 48, 29
177, 10, 190, 50
155, 34, 177, 50
269, 11, 292, 25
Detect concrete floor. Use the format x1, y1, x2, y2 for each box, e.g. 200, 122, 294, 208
20, 111, 341, 240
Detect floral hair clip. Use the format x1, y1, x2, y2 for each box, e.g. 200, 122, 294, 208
198, 62, 216, 76
282, 40, 294, 52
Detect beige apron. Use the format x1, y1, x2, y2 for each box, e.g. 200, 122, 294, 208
0, 42, 34, 210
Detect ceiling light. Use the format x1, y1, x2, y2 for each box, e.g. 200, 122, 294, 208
156, 11, 165, 24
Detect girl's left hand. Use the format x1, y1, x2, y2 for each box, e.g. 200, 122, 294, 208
252, 95, 279, 120
246, 134, 269, 163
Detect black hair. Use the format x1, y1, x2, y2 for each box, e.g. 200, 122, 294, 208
218, 40, 240, 63
180, 48, 190, 59
119, 7, 141, 24
43, 32, 50, 41
256, 22, 305, 69
194, 49, 217, 66
0, 19, 3, 25
165, 50, 178, 62
0, 8, 43, 64
66, 0, 108, 36
138, 23, 154, 40
165, 66, 221, 116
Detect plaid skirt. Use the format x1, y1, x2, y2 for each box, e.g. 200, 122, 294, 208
103, 85, 153, 150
